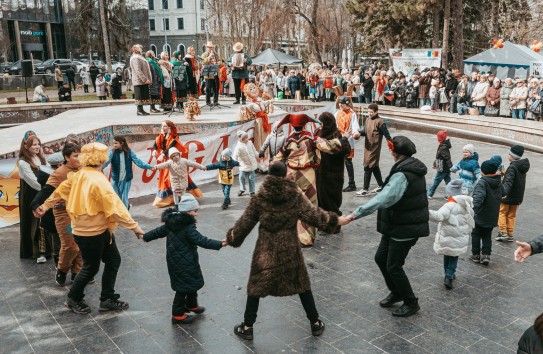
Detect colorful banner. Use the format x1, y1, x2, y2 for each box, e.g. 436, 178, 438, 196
530, 61, 543, 78
389, 48, 442, 76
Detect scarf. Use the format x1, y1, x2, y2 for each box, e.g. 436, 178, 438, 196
146, 58, 163, 84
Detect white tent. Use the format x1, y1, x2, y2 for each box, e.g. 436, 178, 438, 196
463, 41, 543, 79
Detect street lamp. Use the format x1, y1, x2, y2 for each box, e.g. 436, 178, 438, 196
163, 0, 168, 54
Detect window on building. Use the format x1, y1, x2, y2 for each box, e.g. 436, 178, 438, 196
164, 18, 169, 30
148, 0, 154, 10
177, 0, 183, 8
201, 18, 205, 31
177, 18, 184, 30
163, 0, 168, 9
200, 0, 204, 10
149, 19, 155, 31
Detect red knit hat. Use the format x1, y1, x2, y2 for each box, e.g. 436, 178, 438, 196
437, 130, 448, 143
276, 114, 319, 129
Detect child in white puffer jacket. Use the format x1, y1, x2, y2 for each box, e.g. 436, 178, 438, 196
429, 179, 475, 290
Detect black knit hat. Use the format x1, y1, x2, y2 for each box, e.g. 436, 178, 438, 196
390, 136, 416, 156
269, 161, 287, 177
509, 145, 524, 159
481, 159, 500, 175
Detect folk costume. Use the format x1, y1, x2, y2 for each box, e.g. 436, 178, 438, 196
316, 113, 351, 234
184, 51, 199, 98
362, 112, 392, 192
171, 51, 189, 107
146, 53, 163, 112
228, 42, 253, 104
159, 54, 174, 111
200, 41, 222, 105
130, 45, 152, 115
153, 122, 201, 207
334, 100, 360, 191
274, 114, 322, 246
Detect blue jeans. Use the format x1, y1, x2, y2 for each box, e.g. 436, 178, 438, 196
365, 96, 371, 104
420, 98, 430, 107
477, 106, 485, 115
457, 103, 468, 115
357, 93, 364, 103
427, 170, 451, 197
221, 184, 232, 204
443, 255, 458, 279
512, 109, 525, 119
240, 170, 256, 193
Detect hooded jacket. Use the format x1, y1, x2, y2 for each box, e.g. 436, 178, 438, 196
226, 175, 338, 297
143, 209, 222, 293
472, 175, 502, 227
451, 152, 480, 182
377, 156, 430, 239
430, 195, 475, 256
501, 158, 530, 205
436, 139, 453, 172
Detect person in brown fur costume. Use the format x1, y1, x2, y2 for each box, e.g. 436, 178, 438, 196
226, 161, 350, 341
315, 112, 351, 234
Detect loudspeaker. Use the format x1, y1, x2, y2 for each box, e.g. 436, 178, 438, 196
21, 60, 33, 77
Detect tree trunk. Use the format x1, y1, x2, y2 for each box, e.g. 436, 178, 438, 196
490, 0, 499, 38
441, 0, 450, 69
451, 0, 463, 71
432, 6, 440, 48
310, 0, 322, 63
99, 0, 112, 73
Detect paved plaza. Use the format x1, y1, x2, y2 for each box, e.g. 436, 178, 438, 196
2, 129, 543, 353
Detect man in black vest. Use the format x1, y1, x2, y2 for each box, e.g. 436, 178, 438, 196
346, 136, 429, 317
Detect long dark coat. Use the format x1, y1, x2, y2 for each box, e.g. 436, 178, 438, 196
226, 176, 339, 298
144, 209, 222, 293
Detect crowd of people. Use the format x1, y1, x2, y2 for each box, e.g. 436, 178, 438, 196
15, 44, 543, 352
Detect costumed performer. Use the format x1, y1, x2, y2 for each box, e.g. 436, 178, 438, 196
228, 42, 252, 105
145, 50, 163, 113
171, 50, 189, 109
129, 44, 151, 116
200, 41, 222, 106
184, 47, 199, 98
334, 96, 361, 192
159, 51, 174, 111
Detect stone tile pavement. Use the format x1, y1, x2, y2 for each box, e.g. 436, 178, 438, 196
2, 129, 543, 353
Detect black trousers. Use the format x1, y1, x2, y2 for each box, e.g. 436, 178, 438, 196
68, 79, 76, 90
172, 291, 198, 316
91, 76, 97, 91
244, 290, 319, 327
68, 231, 121, 302
233, 78, 246, 102
471, 223, 493, 255
374, 235, 418, 306
205, 77, 219, 104
363, 166, 384, 190
345, 158, 355, 185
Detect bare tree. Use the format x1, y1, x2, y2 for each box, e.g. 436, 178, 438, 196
99, 0, 112, 72
441, 0, 450, 68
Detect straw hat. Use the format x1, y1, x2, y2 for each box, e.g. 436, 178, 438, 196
233, 42, 244, 52
205, 41, 215, 48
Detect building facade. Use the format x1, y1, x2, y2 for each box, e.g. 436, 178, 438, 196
148, 0, 208, 58
1, 0, 150, 63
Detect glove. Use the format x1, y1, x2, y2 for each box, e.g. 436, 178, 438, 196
258, 151, 265, 158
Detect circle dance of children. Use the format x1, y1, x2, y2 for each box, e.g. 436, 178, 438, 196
22, 100, 542, 348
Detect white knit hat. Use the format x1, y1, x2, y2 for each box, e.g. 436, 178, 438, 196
177, 194, 199, 212
463, 144, 475, 154
168, 146, 181, 157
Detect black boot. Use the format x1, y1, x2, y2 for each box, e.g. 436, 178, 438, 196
444, 277, 453, 290
392, 302, 420, 317
137, 105, 149, 116
379, 292, 403, 307
343, 183, 357, 192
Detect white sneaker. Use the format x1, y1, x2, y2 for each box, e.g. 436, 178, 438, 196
427, 195, 433, 199
371, 187, 383, 193
356, 189, 370, 197
36, 256, 47, 264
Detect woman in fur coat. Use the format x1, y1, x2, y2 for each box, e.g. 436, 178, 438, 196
226, 161, 348, 341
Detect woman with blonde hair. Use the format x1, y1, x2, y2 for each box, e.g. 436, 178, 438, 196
18, 130, 49, 261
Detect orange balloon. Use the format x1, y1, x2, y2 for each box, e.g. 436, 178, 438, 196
534, 40, 539, 45
492, 39, 498, 44
537, 48, 541, 52
499, 44, 504, 48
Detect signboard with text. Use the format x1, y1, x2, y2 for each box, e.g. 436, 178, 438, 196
531, 61, 543, 78
389, 48, 442, 75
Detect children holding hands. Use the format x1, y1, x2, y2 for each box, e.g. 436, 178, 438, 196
206, 148, 240, 209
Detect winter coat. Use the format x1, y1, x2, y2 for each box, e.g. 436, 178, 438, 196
96, 78, 107, 97
517, 325, 543, 354
233, 141, 258, 172
226, 175, 339, 298
55, 68, 63, 82
80, 71, 91, 86
501, 158, 530, 205
148, 61, 161, 96
471, 82, 490, 107
260, 132, 286, 160
228, 53, 252, 79
155, 158, 205, 192
451, 152, 480, 183
287, 75, 301, 93
499, 84, 513, 116
418, 76, 432, 99
435, 139, 453, 172
430, 195, 475, 257
130, 54, 152, 86
527, 235, 543, 255
206, 159, 240, 185
445, 78, 458, 97
486, 86, 501, 108
510, 86, 529, 109
472, 175, 502, 228
143, 209, 222, 293
362, 76, 374, 97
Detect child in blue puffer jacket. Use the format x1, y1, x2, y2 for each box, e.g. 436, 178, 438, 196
450, 144, 480, 195
206, 148, 239, 210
